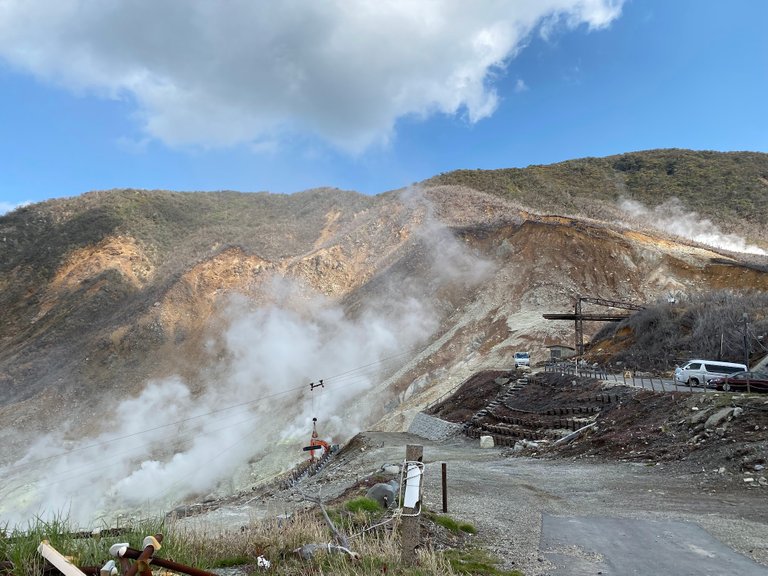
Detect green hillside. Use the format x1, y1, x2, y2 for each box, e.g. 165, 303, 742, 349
427, 149, 768, 229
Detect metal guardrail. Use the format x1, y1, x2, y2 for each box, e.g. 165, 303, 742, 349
543, 362, 700, 393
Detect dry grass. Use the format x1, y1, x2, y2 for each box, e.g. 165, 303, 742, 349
2, 507, 508, 576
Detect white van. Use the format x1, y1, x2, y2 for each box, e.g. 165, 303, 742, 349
674, 359, 748, 387
514, 352, 530, 368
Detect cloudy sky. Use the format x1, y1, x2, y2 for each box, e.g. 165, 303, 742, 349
0, 0, 766, 213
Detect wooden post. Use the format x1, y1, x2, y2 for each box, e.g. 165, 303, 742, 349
37, 541, 89, 576
401, 444, 423, 566
441, 462, 448, 513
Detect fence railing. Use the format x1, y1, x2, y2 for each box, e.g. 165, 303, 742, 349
542, 362, 707, 393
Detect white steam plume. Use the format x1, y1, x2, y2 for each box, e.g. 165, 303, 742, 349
619, 197, 767, 255
0, 286, 430, 526
0, 188, 491, 527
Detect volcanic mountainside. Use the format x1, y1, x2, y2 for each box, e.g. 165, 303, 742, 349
1, 150, 768, 516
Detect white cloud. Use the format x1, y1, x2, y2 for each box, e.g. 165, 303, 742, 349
514, 78, 530, 93
0, 201, 30, 215
0, 1, 624, 152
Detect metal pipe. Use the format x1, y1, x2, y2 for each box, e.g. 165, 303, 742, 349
122, 535, 163, 576
120, 547, 219, 576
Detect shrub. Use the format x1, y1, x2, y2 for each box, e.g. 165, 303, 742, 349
594, 290, 768, 371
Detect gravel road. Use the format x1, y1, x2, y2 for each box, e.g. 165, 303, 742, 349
393, 434, 768, 575
179, 431, 768, 575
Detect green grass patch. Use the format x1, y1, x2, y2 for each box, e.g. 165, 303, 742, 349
2, 510, 499, 576
445, 548, 523, 576
209, 555, 252, 568
0, 516, 169, 576
426, 512, 477, 535
344, 496, 382, 514
458, 522, 477, 534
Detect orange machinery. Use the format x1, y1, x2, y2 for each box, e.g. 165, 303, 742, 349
303, 417, 330, 462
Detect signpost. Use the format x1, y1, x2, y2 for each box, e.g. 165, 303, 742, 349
401, 444, 423, 566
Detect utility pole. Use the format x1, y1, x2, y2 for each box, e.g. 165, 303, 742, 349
574, 298, 583, 355
743, 313, 750, 368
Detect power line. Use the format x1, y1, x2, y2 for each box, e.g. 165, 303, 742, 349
1, 382, 305, 475
1, 344, 430, 477
12, 410, 271, 494
320, 346, 423, 382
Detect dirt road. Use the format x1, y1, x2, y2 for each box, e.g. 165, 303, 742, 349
185, 431, 768, 575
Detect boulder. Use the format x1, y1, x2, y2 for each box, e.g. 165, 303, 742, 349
366, 479, 399, 508
514, 439, 539, 450
704, 407, 735, 429
381, 464, 401, 475
689, 407, 712, 426
480, 435, 495, 449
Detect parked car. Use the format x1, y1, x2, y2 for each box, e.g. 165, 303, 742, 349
514, 352, 530, 368
674, 359, 748, 387
710, 371, 768, 393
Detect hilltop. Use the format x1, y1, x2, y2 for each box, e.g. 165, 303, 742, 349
429, 149, 768, 241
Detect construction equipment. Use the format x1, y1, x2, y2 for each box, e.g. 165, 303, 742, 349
302, 417, 330, 462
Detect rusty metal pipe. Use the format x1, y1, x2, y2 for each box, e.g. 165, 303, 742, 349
122, 535, 163, 576
120, 548, 219, 576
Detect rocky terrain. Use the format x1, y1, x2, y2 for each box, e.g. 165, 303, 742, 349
1, 149, 768, 527
431, 371, 768, 485
168, 370, 768, 575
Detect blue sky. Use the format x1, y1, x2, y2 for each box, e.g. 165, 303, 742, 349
0, 0, 766, 214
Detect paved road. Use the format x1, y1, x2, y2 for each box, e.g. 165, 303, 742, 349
542, 515, 768, 576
